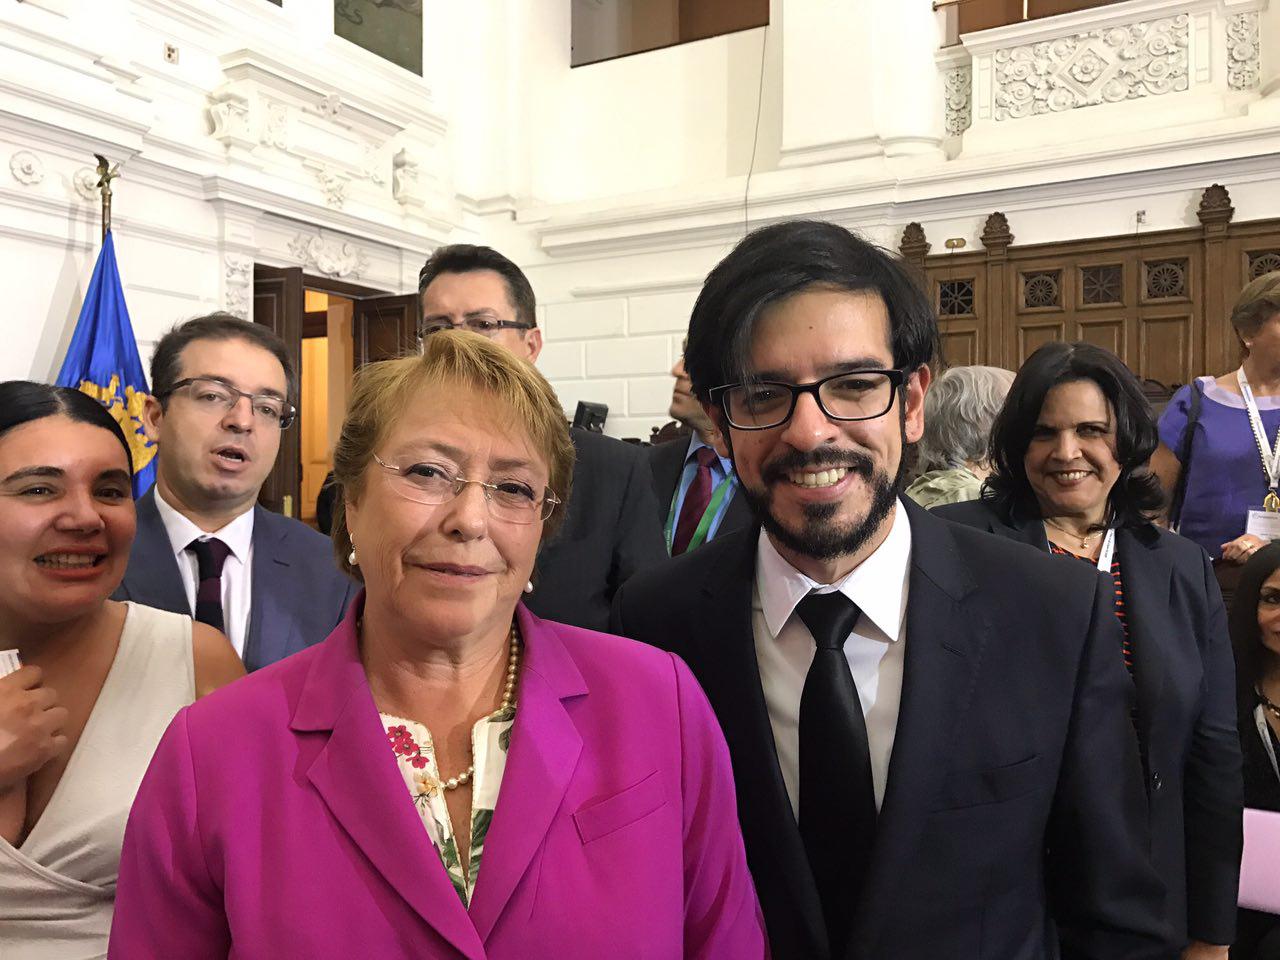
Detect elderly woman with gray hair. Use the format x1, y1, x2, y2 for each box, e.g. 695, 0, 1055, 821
905, 364, 1015, 509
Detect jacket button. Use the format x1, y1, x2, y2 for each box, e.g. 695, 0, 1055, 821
1150, 772, 1163, 792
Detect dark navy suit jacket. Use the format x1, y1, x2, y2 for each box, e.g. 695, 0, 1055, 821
938, 497, 1243, 948
613, 499, 1172, 960
114, 489, 357, 672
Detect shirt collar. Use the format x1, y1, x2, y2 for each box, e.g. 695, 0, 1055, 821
154, 486, 256, 562
686, 433, 734, 476
756, 498, 912, 643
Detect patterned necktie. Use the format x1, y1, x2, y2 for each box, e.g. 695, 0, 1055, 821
671, 446, 719, 556
795, 590, 877, 957
187, 537, 232, 632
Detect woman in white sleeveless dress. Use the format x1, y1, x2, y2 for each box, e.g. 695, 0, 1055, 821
0, 382, 243, 960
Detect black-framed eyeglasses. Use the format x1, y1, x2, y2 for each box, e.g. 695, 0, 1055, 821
421, 318, 534, 338
709, 369, 906, 431
160, 377, 297, 430
372, 453, 560, 524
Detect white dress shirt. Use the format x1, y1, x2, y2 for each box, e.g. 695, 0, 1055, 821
753, 499, 911, 818
154, 488, 255, 658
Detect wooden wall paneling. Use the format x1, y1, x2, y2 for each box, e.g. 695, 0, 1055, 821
930, 250, 988, 368
1199, 185, 1235, 376
1221, 218, 1280, 372
981, 213, 1014, 368
1135, 239, 1200, 385
910, 188, 1280, 386
1138, 311, 1194, 386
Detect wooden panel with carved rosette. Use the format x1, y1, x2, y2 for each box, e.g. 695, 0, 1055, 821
902, 185, 1280, 387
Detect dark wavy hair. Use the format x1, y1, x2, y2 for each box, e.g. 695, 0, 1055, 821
1229, 542, 1280, 711
0, 380, 133, 472
982, 342, 1163, 528
683, 220, 939, 401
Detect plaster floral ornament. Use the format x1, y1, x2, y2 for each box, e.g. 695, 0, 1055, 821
9, 150, 44, 186
1070, 51, 1105, 84
994, 14, 1187, 120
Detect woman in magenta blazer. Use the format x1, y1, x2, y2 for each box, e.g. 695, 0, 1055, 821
109, 333, 765, 959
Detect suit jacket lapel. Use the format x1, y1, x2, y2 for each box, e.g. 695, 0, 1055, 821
1113, 528, 1168, 755
994, 505, 1051, 552
696, 528, 827, 957
121, 489, 190, 611
293, 600, 485, 960
245, 507, 292, 671
468, 606, 585, 944
849, 503, 990, 957
651, 440, 687, 521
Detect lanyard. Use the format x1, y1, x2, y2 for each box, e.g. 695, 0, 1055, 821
1237, 368, 1280, 508
1256, 704, 1280, 783
1095, 527, 1116, 573
664, 471, 734, 555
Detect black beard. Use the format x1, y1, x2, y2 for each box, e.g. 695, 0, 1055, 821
738, 445, 907, 563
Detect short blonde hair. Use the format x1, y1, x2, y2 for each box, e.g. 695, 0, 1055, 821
1231, 270, 1280, 350
330, 331, 575, 580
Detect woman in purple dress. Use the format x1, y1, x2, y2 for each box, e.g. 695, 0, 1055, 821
1154, 272, 1280, 563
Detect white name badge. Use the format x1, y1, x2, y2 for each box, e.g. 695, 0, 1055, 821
1246, 510, 1280, 541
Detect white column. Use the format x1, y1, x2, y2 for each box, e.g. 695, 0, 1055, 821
778, 0, 880, 167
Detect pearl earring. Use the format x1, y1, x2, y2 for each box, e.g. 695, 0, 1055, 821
348, 543, 358, 566
524, 580, 533, 594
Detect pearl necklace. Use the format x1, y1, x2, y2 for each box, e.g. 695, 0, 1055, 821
388, 623, 521, 792
442, 623, 520, 791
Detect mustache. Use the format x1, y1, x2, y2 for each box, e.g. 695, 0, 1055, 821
761, 448, 876, 484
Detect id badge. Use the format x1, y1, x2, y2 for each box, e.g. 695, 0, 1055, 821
1245, 509, 1280, 541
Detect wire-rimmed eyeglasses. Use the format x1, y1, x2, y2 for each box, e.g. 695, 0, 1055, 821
372, 453, 559, 524
421, 318, 534, 339
709, 369, 906, 431
160, 377, 296, 429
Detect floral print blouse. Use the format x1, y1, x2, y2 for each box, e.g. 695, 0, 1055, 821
381, 704, 516, 907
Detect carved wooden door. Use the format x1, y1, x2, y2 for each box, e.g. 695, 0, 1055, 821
353, 293, 421, 368
253, 265, 303, 517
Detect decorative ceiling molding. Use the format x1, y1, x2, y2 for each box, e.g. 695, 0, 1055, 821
288, 232, 370, 278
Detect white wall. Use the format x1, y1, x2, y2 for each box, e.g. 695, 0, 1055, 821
3, 0, 1279, 442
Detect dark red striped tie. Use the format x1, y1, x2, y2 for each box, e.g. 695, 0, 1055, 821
187, 537, 231, 632
672, 446, 719, 556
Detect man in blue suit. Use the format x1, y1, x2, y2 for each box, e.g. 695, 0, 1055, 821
115, 314, 355, 671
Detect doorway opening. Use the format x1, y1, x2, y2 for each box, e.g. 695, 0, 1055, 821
253, 264, 421, 523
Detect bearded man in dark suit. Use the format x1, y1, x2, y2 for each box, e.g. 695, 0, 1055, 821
612, 221, 1173, 960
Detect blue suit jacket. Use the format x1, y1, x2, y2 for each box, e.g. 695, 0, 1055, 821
114, 489, 357, 672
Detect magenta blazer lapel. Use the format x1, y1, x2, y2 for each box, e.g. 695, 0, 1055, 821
289, 598, 485, 960
467, 605, 586, 942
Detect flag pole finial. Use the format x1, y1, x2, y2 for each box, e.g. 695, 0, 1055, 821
92, 153, 121, 244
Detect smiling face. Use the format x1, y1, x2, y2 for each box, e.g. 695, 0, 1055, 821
145, 337, 288, 520
1023, 379, 1121, 522
344, 383, 547, 646
1257, 568, 1280, 658
718, 287, 928, 576
0, 415, 136, 628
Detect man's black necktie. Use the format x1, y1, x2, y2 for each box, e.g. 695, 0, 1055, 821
187, 537, 231, 633
796, 590, 878, 958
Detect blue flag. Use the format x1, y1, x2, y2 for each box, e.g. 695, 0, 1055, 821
56, 230, 157, 497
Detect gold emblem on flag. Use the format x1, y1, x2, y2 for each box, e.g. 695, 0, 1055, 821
77, 375, 158, 474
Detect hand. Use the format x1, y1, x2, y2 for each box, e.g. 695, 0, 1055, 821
1221, 533, 1268, 564
0, 666, 68, 791
1181, 941, 1229, 960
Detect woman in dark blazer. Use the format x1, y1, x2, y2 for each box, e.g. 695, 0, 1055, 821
939, 342, 1242, 960
1228, 544, 1280, 959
